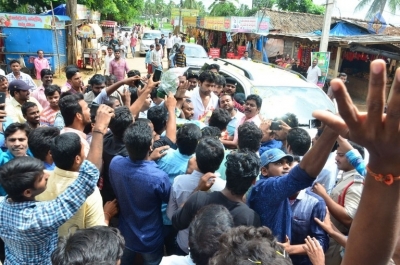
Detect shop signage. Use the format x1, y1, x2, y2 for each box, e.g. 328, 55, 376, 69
257, 16, 270, 34
183, 17, 197, 27
209, 48, 220, 58
230, 16, 269, 34
0, 13, 65, 29
76, 4, 90, 20
171, 8, 199, 17
90, 11, 101, 21
311, 52, 331, 88
204, 17, 230, 32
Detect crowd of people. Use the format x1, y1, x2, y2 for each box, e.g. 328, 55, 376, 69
0, 55, 399, 265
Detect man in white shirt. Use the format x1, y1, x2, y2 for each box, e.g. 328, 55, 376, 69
240, 51, 252, 61
190, 71, 219, 124
166, 32, 174, 59
173, 34, 182, 44
306, 59, 321, 85
0, 68, 5, 76
151, 44, 163, 72
104, 47, 115, 76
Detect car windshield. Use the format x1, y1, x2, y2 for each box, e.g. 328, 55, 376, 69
121, 27, 131, 31
185, 46, 208, 58
143, 33, 161, 40
251, 86, 335, 125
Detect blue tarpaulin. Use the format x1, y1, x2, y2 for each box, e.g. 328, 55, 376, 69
45, 4, 67, 16
313, 21, 370, 36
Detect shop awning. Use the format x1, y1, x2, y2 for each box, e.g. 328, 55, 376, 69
101, 20, 117, 28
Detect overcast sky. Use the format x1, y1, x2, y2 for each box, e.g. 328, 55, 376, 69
171, 0, 399, 25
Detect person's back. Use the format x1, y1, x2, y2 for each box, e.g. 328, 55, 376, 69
36, 133, 105, 236
110, 122, 170, 265
172, 150, 261, 232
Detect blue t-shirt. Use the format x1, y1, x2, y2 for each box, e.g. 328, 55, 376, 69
248, 165, 314, 242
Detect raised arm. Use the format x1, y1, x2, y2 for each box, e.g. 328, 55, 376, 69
86, 104, 115, 169
164, 92, 177, 143
314, 60, 400, 265
129, 75, 160, 118
299, 126, 338, 178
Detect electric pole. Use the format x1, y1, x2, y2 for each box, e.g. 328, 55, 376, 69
319, 0, 335, 52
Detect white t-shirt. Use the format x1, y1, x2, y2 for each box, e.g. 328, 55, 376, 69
122, 36, 130, 47
173, 36, 182, 44
166, 37, 174, 48
307, 65, 321, 85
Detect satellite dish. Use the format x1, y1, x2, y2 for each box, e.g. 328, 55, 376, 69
368, 13, 387, 34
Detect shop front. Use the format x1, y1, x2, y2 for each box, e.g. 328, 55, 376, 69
0, 12, 70, 77
101, 20, 118, 43
183, 16, 269, 60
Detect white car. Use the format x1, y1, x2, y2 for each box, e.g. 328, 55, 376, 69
201, 59, 336, 133
139, 30, 162, 55
119, 26, 132, 38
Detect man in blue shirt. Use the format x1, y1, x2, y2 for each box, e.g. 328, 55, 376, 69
248, 126, 338, 243
110, 121, 171, 265
156, 122, 201, 255
145, 45, 155, 74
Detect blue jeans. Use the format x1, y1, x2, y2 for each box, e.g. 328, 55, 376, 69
131, 46, 136, 57
121, 246, 163, 265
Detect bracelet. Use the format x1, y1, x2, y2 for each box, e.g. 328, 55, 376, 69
104, 212, 111, 219
93, 130, 104, 135
366, 165, 400, 186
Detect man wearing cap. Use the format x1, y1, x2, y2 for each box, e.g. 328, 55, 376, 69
6, 80, 43, 123
248, 124, 339, 244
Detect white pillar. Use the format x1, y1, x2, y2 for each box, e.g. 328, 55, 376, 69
320, 0, 335, 52
333, 46, 341, 77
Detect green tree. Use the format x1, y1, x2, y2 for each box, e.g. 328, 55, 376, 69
355, 0, 400, 19
209, 0, 239, 16
182, 0, 199, 9
276, 0, 325, 14
197, 1, 207, 16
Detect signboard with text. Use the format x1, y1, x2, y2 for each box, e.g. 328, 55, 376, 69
171, 8, 199, 17
204, 17, 230, 32
209, 48, 220, 58
0, 13, 65, 29
183, 17, 197, 27
311, 52, 331, 88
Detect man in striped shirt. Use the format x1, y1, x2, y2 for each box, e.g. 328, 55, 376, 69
173, 45, 187, 68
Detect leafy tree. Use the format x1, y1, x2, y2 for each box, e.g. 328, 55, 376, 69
209, 0, 238, 16
276, 0, 325, 15
182, 0, 199, 9
197, 1, 207, 16
355, 0, 400, 19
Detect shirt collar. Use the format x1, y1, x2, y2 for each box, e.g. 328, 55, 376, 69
61, 127, 87, 139
53, 166, 79, 179
191, 170, 203, 178
296, 189, 306, 201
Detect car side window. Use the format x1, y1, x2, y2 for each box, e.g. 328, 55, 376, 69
219, 72, 245, 94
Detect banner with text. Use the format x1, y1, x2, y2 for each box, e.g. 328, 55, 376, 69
0, 13, 65, 29
311, 52, 331, 88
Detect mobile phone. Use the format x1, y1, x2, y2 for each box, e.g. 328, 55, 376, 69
90, 102, 100, 123
309, 119, 321, 129
153, 69, 162, 82
0, 92, 5, 110
270, 121, 281, 131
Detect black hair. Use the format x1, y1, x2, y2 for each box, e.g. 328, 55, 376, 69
199, 71, 216, 83
66, 68, 80, 80
109, 75, 118, 83
189, 205, 233, 265
208, 108, 231, 131
104, 96, 120, 108
127, 69, 141, 78
347, 141, 365, 159
21, 102, 38, 116
28, 127, 60, 161
123, 122, 153, 160
176, 123, 202, 156
201, 126, 221, 138
0, 75, 6, 82
51, 133, 82, 170
109, 106, 133, 139
225, 150, 260, 196
246, 94, 262, 109
280, 113, 299, 128
209, 226, 291, 265
196, 137, 225, 173
214, 75, 226, 87
107, 46, 113, 50
65, 65, 78, 73
147, 106, 167, 135
233, 93, 246, 105
238, 122, 262, 152
4, 122, 30, 139
88, 74, 105, 86
51, 226, 125, 265
0, 157, 44, 202
128, 87, 139, 104
59, 94, 84, 127
287, 128, 311, 156
40, 69, 53, 79
9, 59, 19, 66
338, 72, 347, 77
207, 64, 220, 72
44, 85, 61, 97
